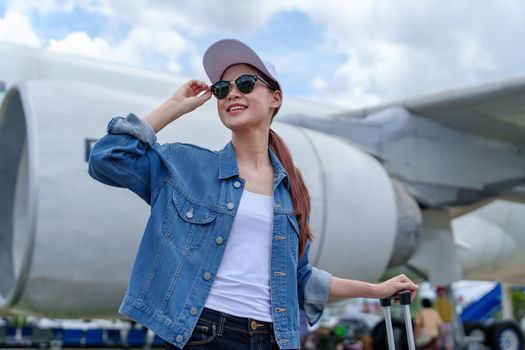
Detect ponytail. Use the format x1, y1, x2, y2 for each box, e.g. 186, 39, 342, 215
269, 129, 314, 258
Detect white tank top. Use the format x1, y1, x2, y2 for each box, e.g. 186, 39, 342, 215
204, 190, 273, 321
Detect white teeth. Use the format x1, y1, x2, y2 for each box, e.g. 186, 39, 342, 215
228, 105, 246, 112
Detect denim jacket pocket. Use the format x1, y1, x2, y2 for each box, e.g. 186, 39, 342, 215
173, 194, 217, 225
163, 193, 218, 253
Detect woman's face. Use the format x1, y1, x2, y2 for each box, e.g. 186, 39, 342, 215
216, 64, 281, 133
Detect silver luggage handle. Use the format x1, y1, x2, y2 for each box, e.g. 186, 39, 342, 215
380, 291, 416, 350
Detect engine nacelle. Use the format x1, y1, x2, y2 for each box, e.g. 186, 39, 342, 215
0, 80, 412, 317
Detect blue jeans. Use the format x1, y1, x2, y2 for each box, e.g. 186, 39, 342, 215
165, 307, 292, 350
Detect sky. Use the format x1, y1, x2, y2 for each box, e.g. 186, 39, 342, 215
0, 0, 524, 109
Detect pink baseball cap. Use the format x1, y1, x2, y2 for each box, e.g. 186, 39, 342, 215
203, 38, 282, 94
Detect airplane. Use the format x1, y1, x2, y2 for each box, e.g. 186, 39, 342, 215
0, 41, 524, 349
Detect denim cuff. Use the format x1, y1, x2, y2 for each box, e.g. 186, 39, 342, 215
107, 113, 157, 148
303, 267, 332, 326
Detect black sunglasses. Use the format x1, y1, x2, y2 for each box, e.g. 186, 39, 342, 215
211, 74, 274, 100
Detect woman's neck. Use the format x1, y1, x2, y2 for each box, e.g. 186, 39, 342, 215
231, 128, 271, 171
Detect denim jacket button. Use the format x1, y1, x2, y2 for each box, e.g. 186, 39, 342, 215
226, 202, 235, 210
190, 307, 197, 315
175, 335, 183, 342
233, 181, 241, 188
185, 208, 194, 219
215, 236, 224, 245
203, 272, 212, 281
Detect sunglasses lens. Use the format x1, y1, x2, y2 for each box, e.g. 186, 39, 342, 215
212, 75, 259, 99
236, 75, 256, 94
212, 81, 230, 99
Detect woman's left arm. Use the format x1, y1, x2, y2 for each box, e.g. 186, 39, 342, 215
329, 274, 418, 300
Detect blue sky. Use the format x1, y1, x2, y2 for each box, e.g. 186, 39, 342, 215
0, 0, 524, 109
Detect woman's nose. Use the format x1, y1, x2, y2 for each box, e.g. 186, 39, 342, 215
227, 84, 241, 99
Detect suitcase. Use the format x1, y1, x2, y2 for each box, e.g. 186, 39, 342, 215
380, 291, 416, 350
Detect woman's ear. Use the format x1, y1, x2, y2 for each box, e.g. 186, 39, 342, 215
271, 90, 282, 109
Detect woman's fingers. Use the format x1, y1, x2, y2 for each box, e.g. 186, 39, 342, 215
397, 275, 418, 301
169, 80, 212, 114
195, 89, 212, 104
173, 80, 210, 100
382, 274, 419, 300
189, 80, 211, 104
188, 80, 210, 96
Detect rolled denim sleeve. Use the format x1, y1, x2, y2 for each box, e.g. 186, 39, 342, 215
88, 113, 169, 205
107, 113, 157, 147
303, 267, 332, 325
297, 241, 332, 326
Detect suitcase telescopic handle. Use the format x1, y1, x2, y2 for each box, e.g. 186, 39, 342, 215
380, 290, 412, 306
379, 290, 416, 350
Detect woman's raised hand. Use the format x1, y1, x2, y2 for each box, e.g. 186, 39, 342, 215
170, 80, 212, 115
143, 80, 212, 133
377, 274, 419, 301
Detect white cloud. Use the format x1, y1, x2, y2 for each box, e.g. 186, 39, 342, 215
2, 0, 525, 109
311, 77, 326, 91
93, 0, 294, 36
5, 0, 111, 15
0, 10, 40, 47
2, 1, 198, 75
91, 0, 520, 108
285, 0, 525, 107
5, 0, 74, 14
457, 33, 497, 74
110, 25, 195, 74
48, 32, 111, 58
7, 0, 294, 34
45, 25, 198, 76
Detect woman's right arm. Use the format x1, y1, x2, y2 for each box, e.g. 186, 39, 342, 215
143, 80, 211, 133
88, 80, 211, 204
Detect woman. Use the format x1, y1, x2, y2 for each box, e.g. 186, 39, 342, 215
88, 38, 418, 350
415, 298, 443, 350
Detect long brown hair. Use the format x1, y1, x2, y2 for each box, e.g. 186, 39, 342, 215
256, 68, 314, 257
268, 130, 314, 258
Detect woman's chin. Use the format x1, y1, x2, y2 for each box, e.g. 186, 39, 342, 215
223, 119, 252, 132
220, 115, 269, 134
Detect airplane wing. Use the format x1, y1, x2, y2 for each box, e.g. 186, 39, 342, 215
333, 76, 525, 147
281, 77, 525, 206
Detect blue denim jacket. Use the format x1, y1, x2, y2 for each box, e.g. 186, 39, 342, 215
88, 113, 332, 349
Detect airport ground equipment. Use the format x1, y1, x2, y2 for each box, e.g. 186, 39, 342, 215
460, 284, 525, 350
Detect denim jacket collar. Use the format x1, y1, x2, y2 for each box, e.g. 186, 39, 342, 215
218, 142, 239, 179
218, 141, 289, 190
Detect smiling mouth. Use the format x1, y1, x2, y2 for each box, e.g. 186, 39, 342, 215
227, 105, 247, 112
